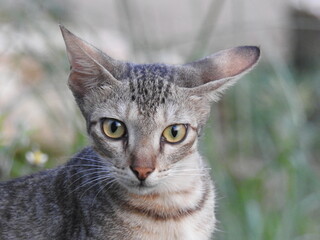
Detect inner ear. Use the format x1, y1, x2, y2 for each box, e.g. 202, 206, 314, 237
185, 46, 260, 85
174, 46, 260, 101
60, 25, 124, 97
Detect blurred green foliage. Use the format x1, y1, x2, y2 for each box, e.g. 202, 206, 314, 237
202, 65, 320, 239
0, 0, 320, 239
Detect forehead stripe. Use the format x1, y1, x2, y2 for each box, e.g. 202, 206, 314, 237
126, 64, 174, 116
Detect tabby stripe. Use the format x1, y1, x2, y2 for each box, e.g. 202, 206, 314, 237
169, 135, 197, 164
88, 121, 98, 134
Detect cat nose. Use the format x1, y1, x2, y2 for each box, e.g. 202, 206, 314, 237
130, 166, 155, 181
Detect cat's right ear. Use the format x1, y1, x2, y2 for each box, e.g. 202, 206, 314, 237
60, 25, 122, 97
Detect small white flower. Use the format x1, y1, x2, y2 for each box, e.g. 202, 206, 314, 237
25, 149, 48, 167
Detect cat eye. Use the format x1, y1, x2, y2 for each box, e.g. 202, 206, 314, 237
102, 118, 127, 140
162, 124, 187, 144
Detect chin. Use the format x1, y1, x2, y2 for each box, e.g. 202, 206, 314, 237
134, 186, 157, 195
122, 181, 160, 196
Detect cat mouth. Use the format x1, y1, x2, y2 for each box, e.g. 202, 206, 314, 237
117, 175, 159, 194
132, 180, 152, 189
124, 180, 158, 194
138, 180, 148, 188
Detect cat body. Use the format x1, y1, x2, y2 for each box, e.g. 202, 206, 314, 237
0, 148, 213, 240
0, 26, 260, 240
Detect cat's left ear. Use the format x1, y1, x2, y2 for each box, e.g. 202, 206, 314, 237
176, 46, 260, 101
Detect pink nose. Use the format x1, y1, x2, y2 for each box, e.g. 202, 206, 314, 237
130, 166, 155, 181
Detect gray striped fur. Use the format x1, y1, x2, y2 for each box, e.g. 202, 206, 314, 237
0, 26, 260, 240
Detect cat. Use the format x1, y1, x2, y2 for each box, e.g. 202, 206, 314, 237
0, 25, 260, 240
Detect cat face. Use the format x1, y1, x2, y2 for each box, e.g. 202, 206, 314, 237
60, 25, 260, 195
81, 68, 209, 194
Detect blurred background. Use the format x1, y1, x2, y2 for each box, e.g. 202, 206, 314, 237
0, 0, 319, 239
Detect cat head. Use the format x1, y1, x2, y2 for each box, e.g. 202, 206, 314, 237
60, 25, 260, 194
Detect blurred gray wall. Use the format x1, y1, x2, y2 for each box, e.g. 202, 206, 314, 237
65, 0, 291, 63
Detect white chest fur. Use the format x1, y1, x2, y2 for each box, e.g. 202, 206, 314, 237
117, 175, 216, 240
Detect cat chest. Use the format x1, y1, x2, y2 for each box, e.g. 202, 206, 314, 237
113, 195, 215, 240
118, 213, 211, 240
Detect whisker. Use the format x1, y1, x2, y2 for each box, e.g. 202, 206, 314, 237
72, 158, 110, 166
68, 169, 112, 186
171, 169, 207, 172
169, 168, 211, 172
79, 175, 116, 199
60, 154, 102, 161
166, 172, 206, 177
171, 162, 211, 169
60, 154, 109, 165
69, 166, 109, 175
67, 172, 114, 197
168, 173, 208, 176
66, 164, 106, 169
73, 157, 105, 163
90, 179, 118, 206
64, 165, 109, 174
170, 169, 202, 172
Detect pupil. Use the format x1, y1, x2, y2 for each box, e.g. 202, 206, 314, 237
111, 121, 119, 133
171, 126, 178, 138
